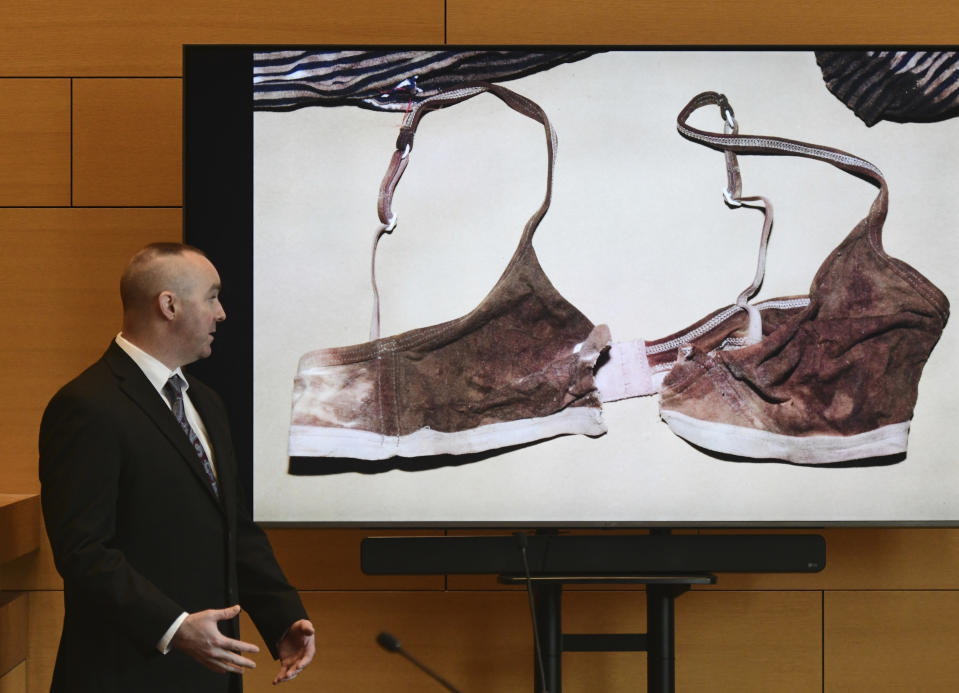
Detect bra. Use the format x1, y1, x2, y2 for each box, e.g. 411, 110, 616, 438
288, 85, 949, 465
656, 92, 949, 464
288, 83, 611, 460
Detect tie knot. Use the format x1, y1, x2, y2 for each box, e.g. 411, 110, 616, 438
163, 374, 185, 402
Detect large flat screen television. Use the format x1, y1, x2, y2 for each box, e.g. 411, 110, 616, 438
184, 47, 959, 526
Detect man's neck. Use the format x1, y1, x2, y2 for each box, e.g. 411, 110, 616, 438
118, 330, 181, 371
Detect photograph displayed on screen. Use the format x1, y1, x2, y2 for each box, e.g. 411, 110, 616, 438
186, 48, 959, 525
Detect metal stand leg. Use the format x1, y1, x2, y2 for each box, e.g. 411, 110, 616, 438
531, 580, 563, 693
646, 584, 688, 693
505, 565, 708, 693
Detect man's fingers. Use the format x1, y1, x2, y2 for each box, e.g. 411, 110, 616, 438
294, 619, 315, 637
197, 656, 245, 676
273, 665, 302, 684
201, 647, 257, 674
173, 607, 264, 676
219, 649, 257, 670
219, 635, 260, 654
214, 604, 242, 621
273, 660, 296, 683
273, 651, 313, 684
218, 661, 245, 675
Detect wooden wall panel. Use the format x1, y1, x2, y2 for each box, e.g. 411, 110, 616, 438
0, 593, 28, 679
677, 591, 821, 692
10, 534, 959, 691
446, 0, 958, 44
0, 80, 70, 206
5, 527, 444, 594
239, 591, 533, 692
0, 208, 181, 494
73, 79, 181, 206
559, 589, 649, 691
816, 529, 959, 590
0, 663, 26, 693
825, 591, 959, 692
560, 590, 822, 692
0, 1, 444, 77
29, 590, 532, 692
238, 588, 825, 692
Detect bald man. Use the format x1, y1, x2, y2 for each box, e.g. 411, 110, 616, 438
39, 243, 314, 692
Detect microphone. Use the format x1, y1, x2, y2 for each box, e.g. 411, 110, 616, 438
376, 631, 463, 693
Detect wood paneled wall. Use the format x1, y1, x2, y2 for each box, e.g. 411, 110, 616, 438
1, 3, 957, 691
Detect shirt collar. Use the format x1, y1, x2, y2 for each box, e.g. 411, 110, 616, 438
115, 333, 188, 396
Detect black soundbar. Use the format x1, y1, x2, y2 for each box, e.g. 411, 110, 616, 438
361, 534, 826, 575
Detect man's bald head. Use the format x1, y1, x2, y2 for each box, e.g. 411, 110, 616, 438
120, 242, 207, 316
119, 242, 225, 369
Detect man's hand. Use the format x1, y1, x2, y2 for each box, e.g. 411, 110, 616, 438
171, 605, 260, 674
273, 619, 315, 684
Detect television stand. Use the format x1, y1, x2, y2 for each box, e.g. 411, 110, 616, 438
361, 531, 825, 692
499, 573, 716, 693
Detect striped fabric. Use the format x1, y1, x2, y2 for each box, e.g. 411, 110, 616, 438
816, 50, 959, 126
253, 49, 598, 112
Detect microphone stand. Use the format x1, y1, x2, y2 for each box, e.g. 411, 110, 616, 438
516, 532, 551, 693
376, 631, 463, 693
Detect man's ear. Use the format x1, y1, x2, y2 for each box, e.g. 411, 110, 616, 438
158, 290, 177, 321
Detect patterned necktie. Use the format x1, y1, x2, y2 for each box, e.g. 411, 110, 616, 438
162, 374, 219, 498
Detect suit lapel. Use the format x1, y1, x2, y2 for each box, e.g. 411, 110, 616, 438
103, 343, 224, 511
186, 375, 236, 523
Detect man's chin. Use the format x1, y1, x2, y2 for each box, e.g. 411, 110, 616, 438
181, 349, 212, 366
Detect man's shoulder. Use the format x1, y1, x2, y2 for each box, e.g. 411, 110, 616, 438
43, 346, 134, 415
49, 348, 223, 407
53, 348, 118, 392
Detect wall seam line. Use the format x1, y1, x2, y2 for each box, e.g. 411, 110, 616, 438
69, 77, 74, 207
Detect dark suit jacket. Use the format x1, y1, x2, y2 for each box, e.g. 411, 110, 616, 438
39, 342, 307, 693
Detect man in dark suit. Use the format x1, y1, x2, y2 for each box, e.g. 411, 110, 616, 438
39, 242, 315, 692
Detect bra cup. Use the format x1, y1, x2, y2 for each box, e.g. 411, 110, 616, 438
660, 207, 948, 462
660, 102, 948, 464
392, 246, 605, 435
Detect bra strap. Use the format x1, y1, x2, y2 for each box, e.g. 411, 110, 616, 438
677, 92, 886, 185
370, 82, 558, 340
676, 92, 887, 345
